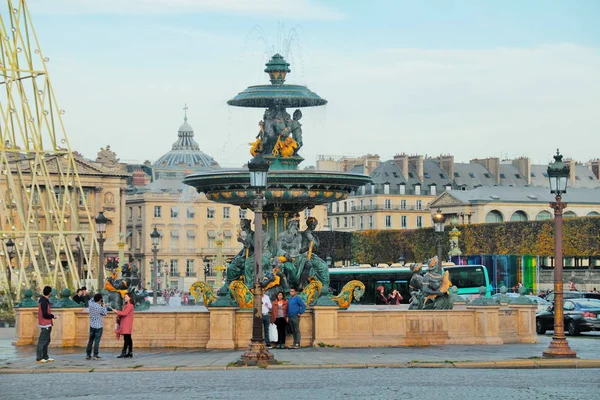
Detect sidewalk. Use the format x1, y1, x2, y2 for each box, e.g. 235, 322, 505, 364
1, 328, 599, 372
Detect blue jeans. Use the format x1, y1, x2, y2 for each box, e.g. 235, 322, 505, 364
86, 327, 103, 357
36, 327, 52, 361
262, 315, 271, 345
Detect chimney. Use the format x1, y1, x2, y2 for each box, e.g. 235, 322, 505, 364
393, 153, 409, 178
363, 154, 380, 175
408, 155, 424, 181
132, 169, 149, 186
436, 154, 454, 179
588, 159, 600, 180
471, 157, 500, 184
512, 157, 531, 185
566, 159, 576, 186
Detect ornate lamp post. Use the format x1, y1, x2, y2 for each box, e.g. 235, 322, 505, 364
5, 238, 15, 291
150, 227, 160, 306
239, 152, 275, 366
543, 149, 577, 359
432, 208, 446, 273
95, 211, 108, 293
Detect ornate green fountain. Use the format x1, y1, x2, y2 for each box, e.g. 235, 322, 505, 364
183, 54, 371, 304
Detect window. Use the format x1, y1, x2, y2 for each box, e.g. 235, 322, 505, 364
336, 203, 340, 213
575, 176, 581, 181
439, 173, 445, 179
137, 230, 142, 250
186, 260, 195, 277
430, 186, 437, 196
369, 199, 374, 209
401, 216, 407, 228
385, 215, 392, 228
408, 172, 415, 178
416, 200, 422, 210
186, 207, 195, 218
384, 199, 391, 209
343, 202, 348, 212
170, 207, 178, 218
207, 207, 215, 219
485, 210, 504, 223
424, 172, 430, 179
484, 173, 492, 179
361, 186, 366, 195
78, 189, 89, 207
468, 173, 476, 178
454, 172, 460, 178
399, 184, 406, 195
336, 217, 340, 228
154, 206, 161, 218
531, 173, 536, 178
416, 216, 423, 228
359, 216, 364, 229
169, 259, 179, 276
359, 200, 364, 209
350, 216, 355, 227
170, 230, 180, 249
500, 173, 506, 179
344, 217, 348, 227
239, 209, 247, 219
304, 208, 312, 218
445, 184, 452, 191
536, 210, 552, 221
400, 200, 407, 210
223, 207, 230, 219
350, 201, 355, 210
384, 183, 390, 194
415, 185, 421, 195
368, 216, 374, 229
542, 172, 548, 178
137, 206, 141, 219
515, 174, 521, 179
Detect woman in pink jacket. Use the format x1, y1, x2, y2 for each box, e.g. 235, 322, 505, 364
116, 293, 135, 358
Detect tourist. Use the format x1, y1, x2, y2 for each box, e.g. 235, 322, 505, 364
388, 289, 403, 305
36, 285, 57, 364
287, 287, 306, 349
72, 288, 84, 305
376, 286, 389, 305
271, 291, 288, 349
80, 286, 91, 307
569, 281, 576, 291
86, 293, 109, 360
262, 292, 273, 348
115, 293, 135, 358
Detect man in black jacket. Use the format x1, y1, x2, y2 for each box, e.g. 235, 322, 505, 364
37, 286, 57, 363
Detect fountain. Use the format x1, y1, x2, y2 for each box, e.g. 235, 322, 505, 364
183, 54, 372, 305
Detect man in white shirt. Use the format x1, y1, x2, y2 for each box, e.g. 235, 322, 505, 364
261, 293, 272, 348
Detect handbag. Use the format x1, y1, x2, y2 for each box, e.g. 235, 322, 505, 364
269, 323, 278, 343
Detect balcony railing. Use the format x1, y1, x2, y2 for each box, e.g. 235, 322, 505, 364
330, 204, 428, 213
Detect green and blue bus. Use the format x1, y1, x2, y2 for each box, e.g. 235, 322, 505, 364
328, 264, 492, 304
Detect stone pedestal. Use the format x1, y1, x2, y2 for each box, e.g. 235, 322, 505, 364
313, 305, 339, 346
206, 307, 237, 349
13, 307, 36, 346
467, 306, 503, 344
508, 304, 539, 344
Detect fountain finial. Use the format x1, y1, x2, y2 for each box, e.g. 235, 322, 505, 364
264, 54, 290, 85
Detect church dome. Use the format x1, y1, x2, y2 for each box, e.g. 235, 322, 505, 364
154, 115, 219, 169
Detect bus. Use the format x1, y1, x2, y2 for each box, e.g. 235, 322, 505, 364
328, 265, 492, 305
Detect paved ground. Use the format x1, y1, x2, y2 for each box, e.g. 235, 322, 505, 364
1, 328, 599, 372
1, 369, 599, 400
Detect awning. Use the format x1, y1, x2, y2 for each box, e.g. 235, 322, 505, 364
207, 230, 216, 238
187, 230, 196, 238
224, 231, 232, 238
171, 230, 179, 237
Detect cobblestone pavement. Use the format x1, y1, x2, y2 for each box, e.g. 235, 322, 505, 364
1, 368, 599, 400
0, 328, 599, 371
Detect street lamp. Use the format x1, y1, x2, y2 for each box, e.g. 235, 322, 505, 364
5, 238, 15, 290
432, 208, 446, 274
239, 151, 275, 366
95, 211, 108, 293
150, 226, 160, 306
543, 149, 576, 359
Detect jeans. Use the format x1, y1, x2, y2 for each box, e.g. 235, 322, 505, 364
86, 327, 103, 357
288, 315, 301, 346
36, 327, 52, 361
262, 315, 271, 345
122, 334, 133, 354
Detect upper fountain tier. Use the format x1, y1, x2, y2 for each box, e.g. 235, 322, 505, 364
227, 54, 327, 108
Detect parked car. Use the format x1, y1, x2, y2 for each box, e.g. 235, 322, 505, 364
536, 298, 600, 335
545, 291, 600, 302
491, 293, 551, 313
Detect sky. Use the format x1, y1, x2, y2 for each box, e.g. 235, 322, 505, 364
22, 0, 600, 167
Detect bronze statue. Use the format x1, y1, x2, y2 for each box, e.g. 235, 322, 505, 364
276, 219, 306, 289
219, 219, 254, 295
300, 217, 330, 292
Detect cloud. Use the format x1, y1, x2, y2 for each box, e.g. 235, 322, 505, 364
28, 0, 345, 20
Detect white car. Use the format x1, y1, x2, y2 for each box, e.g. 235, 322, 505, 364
491, 293, 550, 313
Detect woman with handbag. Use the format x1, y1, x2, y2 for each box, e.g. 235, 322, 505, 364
115, 293, 135, 358
270, 291, 288, 349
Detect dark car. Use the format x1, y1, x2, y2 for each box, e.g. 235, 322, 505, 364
536, 298, 600, 335
545, 291, 600, 302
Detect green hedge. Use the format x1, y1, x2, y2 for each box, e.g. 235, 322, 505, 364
315, 216, 600, 264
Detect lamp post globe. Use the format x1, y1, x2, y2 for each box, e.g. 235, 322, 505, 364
432, 209, 446, 273
150, 226, 160, 305
543, 149, 576, 359
95, 211, 108, 293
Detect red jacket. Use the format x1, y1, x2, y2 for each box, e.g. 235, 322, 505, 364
271, 299, 288, 323
116, 303, 134, 335
37, 296, 54, 327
